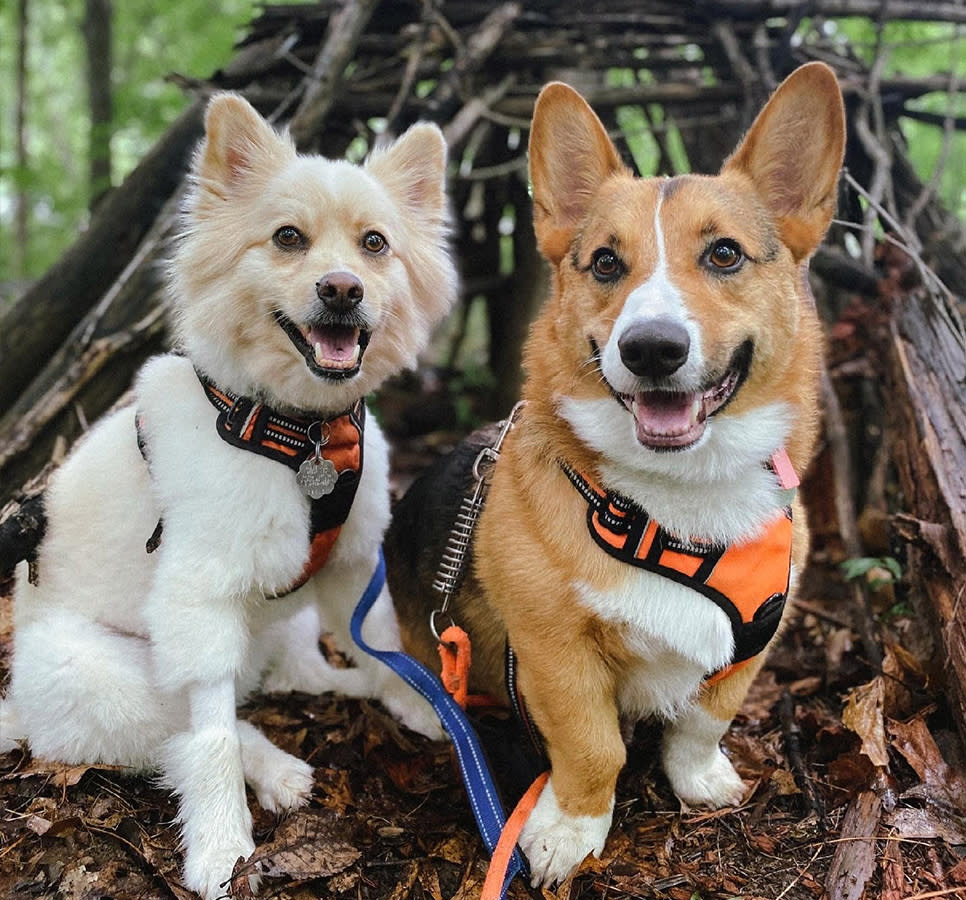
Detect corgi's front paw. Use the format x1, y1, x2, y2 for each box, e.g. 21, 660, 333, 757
518, 779, 611, 887
183, 838, 258, 900
665, 744, 746, 809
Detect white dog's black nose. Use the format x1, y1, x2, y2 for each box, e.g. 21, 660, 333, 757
618, 317, 690, 377
316, 271, 364, 313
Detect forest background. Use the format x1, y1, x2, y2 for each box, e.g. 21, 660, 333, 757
1, 1, 963, 305
1, 3, 966, 898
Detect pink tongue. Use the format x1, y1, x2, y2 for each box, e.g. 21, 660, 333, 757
634, 392, 698, 437
307, 325, 356, 361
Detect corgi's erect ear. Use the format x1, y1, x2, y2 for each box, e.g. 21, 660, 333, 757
529, 82, 629, 263
366, 123, 449, 224
722, 62, 846, 261
197, 92, 294, 189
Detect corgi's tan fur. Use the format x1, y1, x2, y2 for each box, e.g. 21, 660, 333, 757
0, 94, 457, 898
387, 63, 844, 885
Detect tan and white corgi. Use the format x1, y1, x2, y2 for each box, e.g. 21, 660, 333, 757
0, 95, 456, 898
386, 63, 845, 885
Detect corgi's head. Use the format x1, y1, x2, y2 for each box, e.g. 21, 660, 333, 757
526, 63, 844, 487
170, 93, 457, 413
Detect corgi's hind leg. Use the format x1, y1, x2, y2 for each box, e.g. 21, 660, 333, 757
662, 659, 764, 808
5, 610, 182, 769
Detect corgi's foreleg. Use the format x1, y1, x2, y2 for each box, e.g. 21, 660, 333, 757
661, 658, 764, 808
513, 638, 625, 886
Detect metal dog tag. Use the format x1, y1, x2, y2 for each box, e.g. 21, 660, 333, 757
296, 454, 339, 499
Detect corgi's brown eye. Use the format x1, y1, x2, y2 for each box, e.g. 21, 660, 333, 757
363, 231, 387, 254
274, 226, 306, 250
708, 239, 742, 270
591, 248, 622, 282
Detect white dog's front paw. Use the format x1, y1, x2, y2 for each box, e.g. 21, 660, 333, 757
237, 721, 315, 813
183, 838, 258, 900
254, 753, 315, 814
518, 779, 611, 887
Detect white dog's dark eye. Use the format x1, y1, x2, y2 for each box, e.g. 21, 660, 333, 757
363, 231, 387, 254
274, 226, 306, 250
707, 239, 743, 270
591, 248, 622, 282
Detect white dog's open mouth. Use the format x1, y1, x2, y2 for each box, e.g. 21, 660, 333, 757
274, 312, 371, 380
614, 340, 752, 450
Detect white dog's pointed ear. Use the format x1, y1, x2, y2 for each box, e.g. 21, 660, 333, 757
721, 62, 846, 261
366, 123, 449, 222
197, 92, 294, 189
528, 82, 629, 264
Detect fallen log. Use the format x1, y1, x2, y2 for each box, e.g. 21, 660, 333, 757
885, 278, 966, 749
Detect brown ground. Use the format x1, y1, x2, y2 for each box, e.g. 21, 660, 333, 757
2, 382, 965, 900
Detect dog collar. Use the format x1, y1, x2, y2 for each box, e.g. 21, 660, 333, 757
560, 460, 794, 681
197, 371, 365, 595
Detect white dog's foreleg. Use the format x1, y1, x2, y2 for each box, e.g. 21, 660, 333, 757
162, 678, 257, 900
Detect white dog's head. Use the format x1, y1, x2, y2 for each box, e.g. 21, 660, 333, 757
170, 93, 458, 413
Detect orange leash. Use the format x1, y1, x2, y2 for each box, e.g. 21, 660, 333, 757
438, 623, 549, 898
480, 771, 550, 900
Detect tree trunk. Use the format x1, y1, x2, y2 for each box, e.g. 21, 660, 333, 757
0, 99, 204, 416
13, 0, 29, 277
83, 0, 114, 211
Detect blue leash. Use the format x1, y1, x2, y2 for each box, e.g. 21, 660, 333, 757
350, 548, 527, 896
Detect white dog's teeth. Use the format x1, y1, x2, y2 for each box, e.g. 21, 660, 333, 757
313, 341, 325, 364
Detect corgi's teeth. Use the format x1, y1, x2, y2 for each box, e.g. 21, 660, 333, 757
691, 397, 702, 423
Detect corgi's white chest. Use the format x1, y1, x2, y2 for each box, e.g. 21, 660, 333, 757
575, 570, 734, 719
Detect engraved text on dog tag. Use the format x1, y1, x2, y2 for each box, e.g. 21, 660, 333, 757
296, 455, 338, 498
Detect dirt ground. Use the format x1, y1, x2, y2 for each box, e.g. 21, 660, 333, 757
2, 381, 966, 900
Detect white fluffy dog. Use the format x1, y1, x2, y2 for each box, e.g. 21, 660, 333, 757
0, 93, 456, 898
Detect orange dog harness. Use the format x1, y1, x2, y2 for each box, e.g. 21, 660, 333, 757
138, 374, 364, 597
561, 462, 794, 682
199, 377, 365, 595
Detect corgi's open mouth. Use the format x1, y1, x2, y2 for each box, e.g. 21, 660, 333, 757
612, 340, 752, 451
274, 311, 371, 380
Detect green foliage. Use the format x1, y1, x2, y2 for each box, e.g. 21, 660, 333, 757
794, 17, 966, 220
0, 0, 259, 287
840, 555, 903, 591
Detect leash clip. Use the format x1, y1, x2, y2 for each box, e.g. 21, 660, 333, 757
430, 401, 526, 637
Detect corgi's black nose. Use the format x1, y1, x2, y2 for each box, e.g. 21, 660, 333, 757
618, 317, 690, 377
317, 271, 364, 312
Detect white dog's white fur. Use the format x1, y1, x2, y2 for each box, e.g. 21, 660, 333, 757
0, 93, 457, 898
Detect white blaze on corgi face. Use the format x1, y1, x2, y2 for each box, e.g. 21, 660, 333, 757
171, 94, 457, 413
